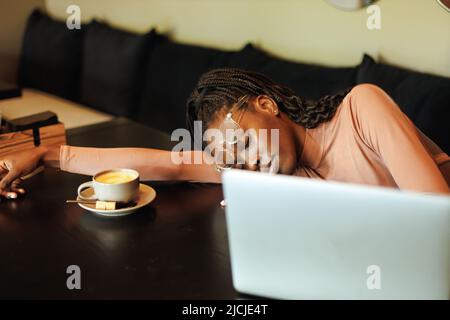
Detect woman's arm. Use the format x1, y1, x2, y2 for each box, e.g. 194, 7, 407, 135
349, 84, 450, 194
42, 145, 221, 183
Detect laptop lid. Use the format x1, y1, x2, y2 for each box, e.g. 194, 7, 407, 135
222, 169, 450, 299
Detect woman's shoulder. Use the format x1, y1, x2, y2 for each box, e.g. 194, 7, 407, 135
345, 83, 396, 113
314, 84, 391, 140
340, 83, 406, 129
348, 83, 385, 95
331, 82, 421, 154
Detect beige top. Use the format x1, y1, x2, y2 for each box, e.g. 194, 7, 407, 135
295, 84, 450, 194
59, 83, 450, 194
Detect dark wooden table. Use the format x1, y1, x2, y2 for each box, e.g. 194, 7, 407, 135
0, 118, 241, 299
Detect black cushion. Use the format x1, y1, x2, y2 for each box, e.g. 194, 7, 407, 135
19, 9, 84, 101
228, 44, 357, 100
357, 54, 450, 154
80, 21, 155, 116
136, 34, 246, 133
136, 40, 357, 134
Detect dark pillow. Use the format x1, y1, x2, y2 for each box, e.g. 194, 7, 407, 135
357, 54, 450, 154
19, 9, 84, 101
136, 34, 244, 133
80, 21, 155, 116
227, 44, 357, 100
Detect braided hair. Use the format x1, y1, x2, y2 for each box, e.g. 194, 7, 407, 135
186, 68, 351, 140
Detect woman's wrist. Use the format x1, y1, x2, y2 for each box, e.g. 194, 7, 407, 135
39, 145, 61, 168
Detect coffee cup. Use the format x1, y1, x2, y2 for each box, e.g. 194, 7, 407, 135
77, 168, 140, 203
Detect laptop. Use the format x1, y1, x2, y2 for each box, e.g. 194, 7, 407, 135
222, 169, 450, 299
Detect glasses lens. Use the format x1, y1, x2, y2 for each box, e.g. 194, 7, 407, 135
220, 115, 240, 142
214, 145, 238, 169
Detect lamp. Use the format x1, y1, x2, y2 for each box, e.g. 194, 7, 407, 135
326, 0, 376, 11
437, 0, 450, 12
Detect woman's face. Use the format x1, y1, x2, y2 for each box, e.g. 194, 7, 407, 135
206, 95, 303, 174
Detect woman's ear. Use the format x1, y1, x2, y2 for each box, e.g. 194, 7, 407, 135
253, 95, 279, 116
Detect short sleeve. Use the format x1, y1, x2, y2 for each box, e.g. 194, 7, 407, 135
346, 84, 449, 194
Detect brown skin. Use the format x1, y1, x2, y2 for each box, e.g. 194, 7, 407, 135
0, 143, 60, 197
207, 95, 306, 175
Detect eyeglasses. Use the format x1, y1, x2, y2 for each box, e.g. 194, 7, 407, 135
210, 95, 280, 175
213, 95, 280, 208
214, 95, 249, 172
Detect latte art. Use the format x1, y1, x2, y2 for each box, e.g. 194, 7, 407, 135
95, 172, 137, 184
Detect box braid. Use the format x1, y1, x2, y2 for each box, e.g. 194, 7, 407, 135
186, 68, 351, 139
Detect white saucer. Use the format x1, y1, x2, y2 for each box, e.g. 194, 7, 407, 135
77, 183, 156, 217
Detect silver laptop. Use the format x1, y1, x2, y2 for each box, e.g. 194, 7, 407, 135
222, 169, 450, 300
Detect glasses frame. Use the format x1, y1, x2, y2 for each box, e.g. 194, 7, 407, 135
214, 95, 250, 172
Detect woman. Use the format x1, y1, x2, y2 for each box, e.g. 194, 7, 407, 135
1, 68, 449, 198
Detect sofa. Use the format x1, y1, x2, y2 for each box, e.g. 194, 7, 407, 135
6, 9, 450, 153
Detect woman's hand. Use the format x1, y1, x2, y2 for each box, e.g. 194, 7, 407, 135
0, 147, 48, 198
